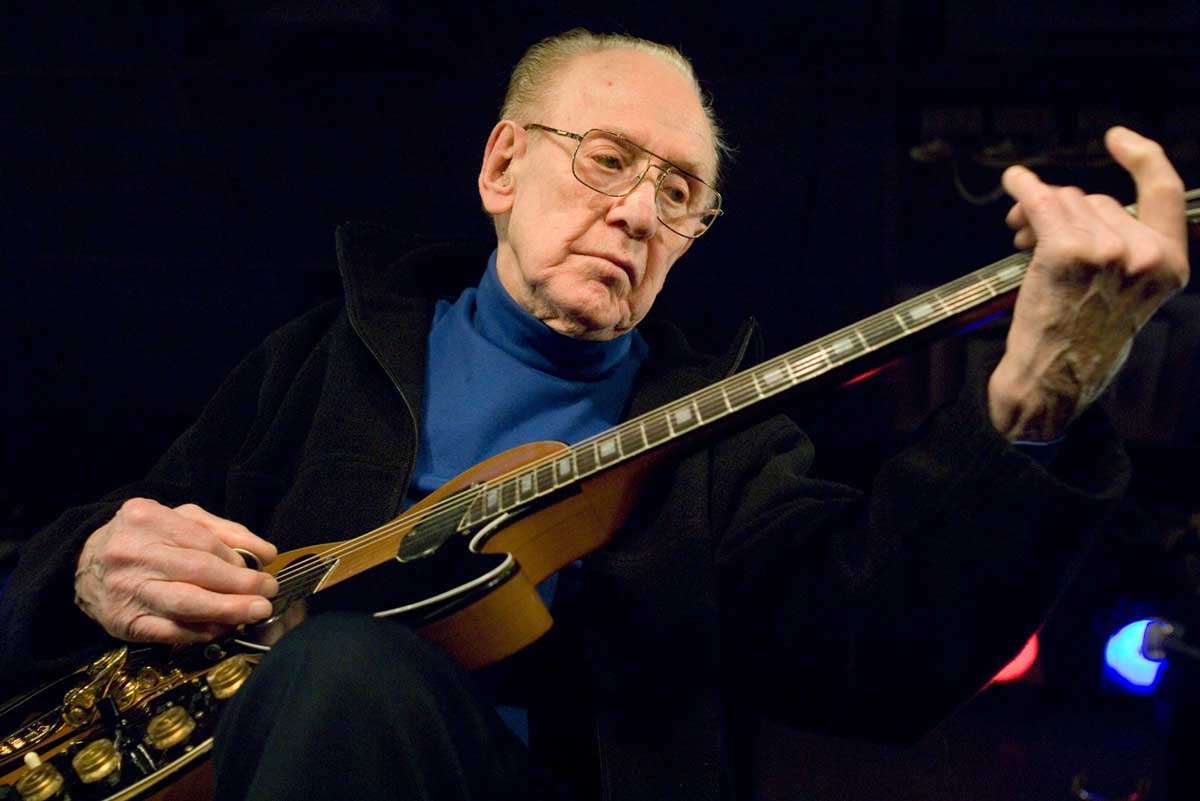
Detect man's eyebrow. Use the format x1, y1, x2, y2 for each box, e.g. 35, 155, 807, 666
606, 125, 710, 181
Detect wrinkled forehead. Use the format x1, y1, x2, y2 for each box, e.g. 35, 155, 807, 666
537, 49, 717, 183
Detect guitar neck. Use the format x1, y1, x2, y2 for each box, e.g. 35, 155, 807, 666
461, 187, 1200, 529
460, 254, 1025, 527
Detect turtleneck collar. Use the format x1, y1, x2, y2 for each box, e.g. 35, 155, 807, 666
473, 251, 636, 381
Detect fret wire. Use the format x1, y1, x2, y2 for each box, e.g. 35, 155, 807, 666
633, 417, 652, 453
696, 385, 729, 423
636, 417, 650, 450
596, 433, 619, 463
582, 439, 601, 476
619, 420, 645, 456
676, 398, 700, 430
725, 374, 758, 408
644, 413, 671, 445
752, 363, 787, 396
517, 469, 535, 502
536, 461, 554, 495
664, 406, 676, 437
718, 383, 733, 415
857, 313, 922, 344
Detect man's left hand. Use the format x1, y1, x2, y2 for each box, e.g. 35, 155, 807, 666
988, 126, 1190, 442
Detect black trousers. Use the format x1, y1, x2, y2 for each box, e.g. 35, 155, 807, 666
212, 613, 571, 801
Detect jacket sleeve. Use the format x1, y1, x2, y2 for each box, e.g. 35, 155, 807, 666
0, 304, 340, 687
712, 381, 1129, 743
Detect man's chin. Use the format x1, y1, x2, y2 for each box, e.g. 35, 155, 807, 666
543, 316, 628, 341
539, 289, 632, 339
542, 304, 634, 340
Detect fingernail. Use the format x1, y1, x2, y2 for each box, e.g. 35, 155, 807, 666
250, 598, 273, 619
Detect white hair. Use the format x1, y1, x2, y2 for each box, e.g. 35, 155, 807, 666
500, 28, 730, 184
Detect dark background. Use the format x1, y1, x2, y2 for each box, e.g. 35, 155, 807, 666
2, 3, 1199, 799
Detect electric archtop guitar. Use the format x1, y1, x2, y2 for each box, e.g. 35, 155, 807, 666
3, 190, 1197, 801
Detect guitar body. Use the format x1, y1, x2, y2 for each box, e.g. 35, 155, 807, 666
244, 440, 667, 669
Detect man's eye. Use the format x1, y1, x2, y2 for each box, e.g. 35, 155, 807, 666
659, 179, 690, 207
591, 153, 626, 171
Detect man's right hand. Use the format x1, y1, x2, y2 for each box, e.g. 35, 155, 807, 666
74, 498, 279, 644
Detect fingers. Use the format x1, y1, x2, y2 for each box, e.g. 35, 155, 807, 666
1001, 170, 1118, 263
147, 542, 278, 598
115, 498, 241, 568
1104, 126, 1187, 247
173, 502, 278, 567
1001, 165, 1055, 251
1004, 128, 1188, 260
988, 132, 1188, 440
1083, 194, 1189, 301
123, 616, 237, 645
135, 580, 274, 626
75, 498, 279, 645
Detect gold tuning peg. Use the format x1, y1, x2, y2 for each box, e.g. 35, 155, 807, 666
144, 706, 196, 752
206, 655, 253, 700
71, 738, 122, 785
14, 753, 64, 801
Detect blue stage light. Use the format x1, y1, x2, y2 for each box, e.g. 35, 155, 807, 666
1104, 619, 1164, 692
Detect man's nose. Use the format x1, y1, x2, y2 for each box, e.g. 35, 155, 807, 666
609, 176, 660, 240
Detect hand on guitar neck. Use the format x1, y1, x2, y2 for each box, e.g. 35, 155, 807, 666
988, 126, 1191, 443
73, 498, 279, 644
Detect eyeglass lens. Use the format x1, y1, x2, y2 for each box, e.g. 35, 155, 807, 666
573, 130, 719, 237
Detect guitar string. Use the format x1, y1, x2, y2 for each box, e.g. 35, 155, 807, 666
267, 255, 1035, 589
267, 259, 1030, 592
268, 190, 1200, 592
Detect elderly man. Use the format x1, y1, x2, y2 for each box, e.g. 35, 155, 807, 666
0, 28, 1189, 801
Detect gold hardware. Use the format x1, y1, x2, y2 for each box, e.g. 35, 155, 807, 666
15, 753, 64, 801
109, 672, 139, 710
62, 686, 97, 727
145, 706, 196, 751
206, 655, 253, 700
71, 738, 121, 784
135, 667, 162, 691
60, 647, 130, 727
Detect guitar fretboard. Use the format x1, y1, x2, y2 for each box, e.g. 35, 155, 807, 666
460, 253, 1031, 529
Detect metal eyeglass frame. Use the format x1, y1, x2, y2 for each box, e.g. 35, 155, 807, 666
523, 123, 723, 240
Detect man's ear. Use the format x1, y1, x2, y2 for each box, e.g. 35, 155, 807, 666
478, 121, 523, 215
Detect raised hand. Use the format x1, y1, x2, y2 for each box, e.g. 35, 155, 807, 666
988, 126, 1190, 442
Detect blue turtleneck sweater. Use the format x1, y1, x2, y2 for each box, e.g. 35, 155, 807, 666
407, 251, 648, 504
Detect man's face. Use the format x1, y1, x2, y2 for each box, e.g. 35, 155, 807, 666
484, 49, 716, 341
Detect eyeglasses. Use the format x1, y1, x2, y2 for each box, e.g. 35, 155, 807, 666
524, 123, 723, 240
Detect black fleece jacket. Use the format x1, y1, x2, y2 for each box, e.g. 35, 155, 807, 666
0, 222, 1131, 801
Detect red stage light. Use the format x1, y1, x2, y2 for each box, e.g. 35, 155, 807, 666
991, 633, 1039, 683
